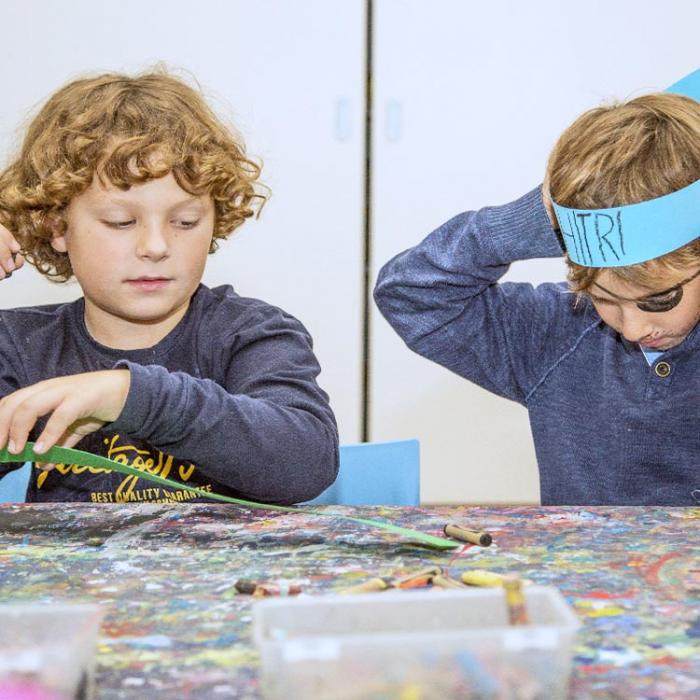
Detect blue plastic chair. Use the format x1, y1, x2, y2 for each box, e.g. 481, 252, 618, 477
304, 439, 420, 506
0, 440, 422, 506
0, 462, 31, 503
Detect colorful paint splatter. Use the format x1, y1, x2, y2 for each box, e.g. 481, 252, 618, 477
0, 504, 698, 698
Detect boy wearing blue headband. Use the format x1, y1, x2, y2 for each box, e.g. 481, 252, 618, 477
375, 91, 700, 506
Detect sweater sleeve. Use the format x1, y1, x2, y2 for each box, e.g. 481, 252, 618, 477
108, 309, 339, 505
0, 314, 28, 478
374, 186, 575, 405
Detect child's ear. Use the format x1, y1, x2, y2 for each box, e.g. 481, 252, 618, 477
50, 234, 67, 253
47, 215, 68, 253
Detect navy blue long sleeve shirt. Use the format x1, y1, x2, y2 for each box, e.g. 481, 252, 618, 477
0, 284, 339, 504
375, 187, 700, 505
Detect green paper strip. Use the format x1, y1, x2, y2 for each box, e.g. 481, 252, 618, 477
0, 443, 458, 551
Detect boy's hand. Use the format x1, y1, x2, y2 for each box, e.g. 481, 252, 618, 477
0, 223, 25, 279
0, 370, 131, 462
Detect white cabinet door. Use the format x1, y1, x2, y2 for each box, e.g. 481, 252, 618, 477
371, 0, 700, 502
0, 0, 365, 443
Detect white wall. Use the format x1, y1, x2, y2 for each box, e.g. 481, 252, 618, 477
371, 0, 700, 502
0, 0, 365, 444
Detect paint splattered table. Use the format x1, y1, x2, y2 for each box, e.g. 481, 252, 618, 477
0, 504, 698, 699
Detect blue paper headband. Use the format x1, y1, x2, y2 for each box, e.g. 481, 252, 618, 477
552, 69, 700, 268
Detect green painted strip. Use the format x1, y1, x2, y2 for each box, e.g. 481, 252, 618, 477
0, 443, 458, 550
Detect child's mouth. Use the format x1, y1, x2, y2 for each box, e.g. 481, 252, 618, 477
126, 277, 171, 291
641, 337, 667, 349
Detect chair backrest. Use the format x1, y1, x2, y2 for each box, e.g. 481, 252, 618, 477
304, 439, 420, 506
0, 440, 422, 506
0, 462, 31, 503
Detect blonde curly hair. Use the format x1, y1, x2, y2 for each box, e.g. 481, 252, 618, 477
546, 92, 700, 294
0, 68, 267, 281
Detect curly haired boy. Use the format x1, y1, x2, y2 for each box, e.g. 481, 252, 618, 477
0, 69, 338, 504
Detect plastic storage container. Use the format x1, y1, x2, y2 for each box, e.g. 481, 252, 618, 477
0, 603, 103, 700
254, 586, 580, 700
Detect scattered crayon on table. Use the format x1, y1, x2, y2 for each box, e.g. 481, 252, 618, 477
503, 575, 529, 625
234, 579, 302, 597
395, 566, 442, 589
460, 569, 533, 588
431, 573, 467, 589
340, 576, 395, 594
444, 523, 493, 546
460, 570, 507, 587
342, 567, 442, 594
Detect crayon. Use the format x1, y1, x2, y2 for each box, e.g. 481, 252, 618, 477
341, 567, 443, 594
340, 576, 394, 594
395, 566, 442, 589
396, 574, 433, 589
503, 575, 529, 625
431, 573, 467, 589
460, 569, 507, 587
443, 524, 492, 547
460, 569, 533, 588
234, 579, 302, 596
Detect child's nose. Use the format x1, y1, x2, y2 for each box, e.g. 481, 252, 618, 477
135, 222, 169, 260
619, 308, 654, 344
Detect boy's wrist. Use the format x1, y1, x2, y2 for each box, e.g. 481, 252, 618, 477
481, 186, 563, 263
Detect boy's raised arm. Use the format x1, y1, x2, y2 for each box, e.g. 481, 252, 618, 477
374, 187, 576, 405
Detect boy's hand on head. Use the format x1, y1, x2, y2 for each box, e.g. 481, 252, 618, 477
0, 223, 25, 279
0, 370, 131, 465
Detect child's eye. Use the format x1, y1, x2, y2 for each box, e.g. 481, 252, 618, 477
588, 295, 614, 306
174, 219, 200, 229
101, 220, 135, 229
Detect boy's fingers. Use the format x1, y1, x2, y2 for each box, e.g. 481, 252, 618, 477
0, 226, 22, 280
0, 223, 21, 251
55, 430, 86, 452
3, 253, 25, 276
30, 399, 84, 455
6, 390, 76, 454
0, 384, 48, 450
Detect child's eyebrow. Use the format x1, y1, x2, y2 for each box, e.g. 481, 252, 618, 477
587, 291, 618, 305
100, 195, 204, 208
592, 281, 669, 303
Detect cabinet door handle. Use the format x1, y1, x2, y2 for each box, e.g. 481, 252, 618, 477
385, 100, 403, 142
334, 98, 352, 142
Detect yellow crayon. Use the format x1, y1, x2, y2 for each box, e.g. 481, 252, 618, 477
460, 569, 507, 587
431, 573, 467, 589
341, 576, 394, 594
503, 575, 529, 625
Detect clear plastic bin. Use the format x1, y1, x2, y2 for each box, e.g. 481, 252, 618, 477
0, 603, 103, 700
254, 586, 580, 700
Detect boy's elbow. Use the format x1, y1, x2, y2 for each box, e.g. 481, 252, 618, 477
373, 260, 397, 310
272, 422, 339, 506
294, 429, 339, 503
